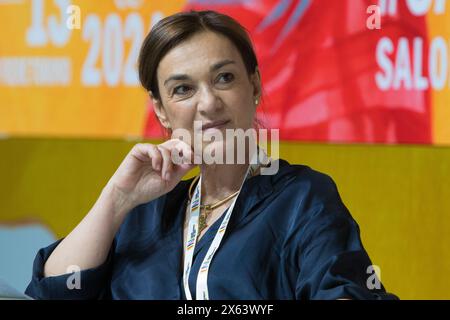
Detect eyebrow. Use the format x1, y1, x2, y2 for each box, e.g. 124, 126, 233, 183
210, 59, 236, 72
163, 59, 236, 87
163, 74, 190, 87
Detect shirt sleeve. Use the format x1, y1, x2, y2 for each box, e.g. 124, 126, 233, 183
293, 173, 398, 300
24, 238, 115, 300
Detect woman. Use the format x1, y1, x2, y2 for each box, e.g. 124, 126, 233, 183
25, 10, 396, 300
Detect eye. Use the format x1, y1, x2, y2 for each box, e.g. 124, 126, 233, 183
172, 85, 192, 96
216, 72, 234, 84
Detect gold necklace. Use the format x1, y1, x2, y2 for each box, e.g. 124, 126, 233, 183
188, 175, 239, 234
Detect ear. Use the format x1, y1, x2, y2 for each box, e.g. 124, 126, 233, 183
149, 91, 171, 129
250, 66, 262, 102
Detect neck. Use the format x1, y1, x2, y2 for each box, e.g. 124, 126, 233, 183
199, 162, 249, 205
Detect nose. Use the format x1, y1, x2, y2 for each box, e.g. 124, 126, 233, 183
196, 84, 222, 115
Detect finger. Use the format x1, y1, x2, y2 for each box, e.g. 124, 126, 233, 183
157, 145, 173, 181
173, 143, 195, 166
132, 143, 154, 163
147, 144, 162, 171
163, 139, 197, 165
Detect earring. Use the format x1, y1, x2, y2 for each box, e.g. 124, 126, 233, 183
254, 98, 259, 105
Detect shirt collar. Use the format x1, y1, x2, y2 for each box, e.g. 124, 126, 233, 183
162, 158, 292, 235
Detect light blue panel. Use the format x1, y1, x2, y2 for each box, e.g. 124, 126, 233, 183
0, 224, 56, 293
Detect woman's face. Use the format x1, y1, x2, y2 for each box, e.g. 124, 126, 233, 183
152, 31, 261, 158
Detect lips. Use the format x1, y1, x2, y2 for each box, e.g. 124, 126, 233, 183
201, 119, 230, 131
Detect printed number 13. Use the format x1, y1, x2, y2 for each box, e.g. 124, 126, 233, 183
26, 0, 72, 47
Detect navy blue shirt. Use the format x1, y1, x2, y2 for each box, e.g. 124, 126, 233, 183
25, 159, 397, 300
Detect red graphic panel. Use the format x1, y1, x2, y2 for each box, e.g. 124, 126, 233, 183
144, 0, 431, 144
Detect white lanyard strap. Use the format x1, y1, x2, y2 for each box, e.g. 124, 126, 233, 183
182, 177, 201, 300
182, 148, 270, 300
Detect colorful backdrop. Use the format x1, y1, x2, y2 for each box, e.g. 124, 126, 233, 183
0, 0, 449, 299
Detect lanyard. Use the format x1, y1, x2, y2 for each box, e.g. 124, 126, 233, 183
182, 148, 269, 300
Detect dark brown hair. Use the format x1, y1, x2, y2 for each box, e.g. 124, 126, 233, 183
138, 10, 259, 101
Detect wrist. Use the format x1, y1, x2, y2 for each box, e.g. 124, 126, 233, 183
99, 182, 135, 219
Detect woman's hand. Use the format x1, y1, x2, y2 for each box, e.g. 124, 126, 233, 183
105, 139, 197, 213
43, 138, 196, 278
